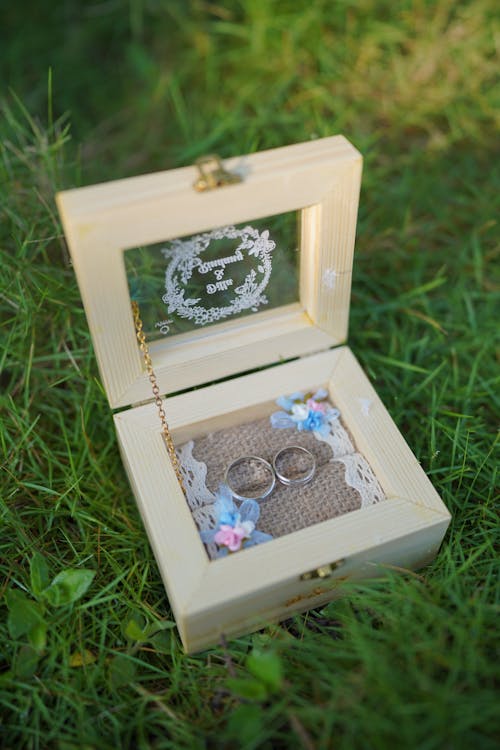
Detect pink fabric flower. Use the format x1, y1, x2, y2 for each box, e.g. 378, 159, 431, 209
307, 398, 327, 413
214, 521, 254, 552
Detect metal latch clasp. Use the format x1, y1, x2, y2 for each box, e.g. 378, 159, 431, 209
300, 559, 345, 581
193, 154, 242, 192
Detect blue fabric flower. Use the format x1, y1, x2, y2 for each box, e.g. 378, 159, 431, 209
302, 410, 325, 431
200, 484, 273, 557
270, 411, 296, 429
270, 389, 340, 437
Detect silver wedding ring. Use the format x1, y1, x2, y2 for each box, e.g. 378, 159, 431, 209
225, 446, 316, 500
225, 455, 276, 502
273, 445, 316, 487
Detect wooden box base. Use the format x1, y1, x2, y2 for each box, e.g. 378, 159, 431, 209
114, 346, 450, 653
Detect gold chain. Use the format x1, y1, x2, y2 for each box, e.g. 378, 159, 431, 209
131, 300, 185, 494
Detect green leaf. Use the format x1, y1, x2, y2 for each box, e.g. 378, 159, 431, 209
30, 552, 50, 597
122, 616, 176, 645
28, 621, 48, 652
226, 677, 269, 701
13, 645, 40, 679
43, 569, 95, 606
109, 653, 137, 689
143, 619, 176, 637
6, 589, 45, 639
150, 630, 172, 653
0, 670, 15, 686
226, 704, 265, 743
124, 618, 148, 642
68, 649, 97, 667
246, 648, 283, 692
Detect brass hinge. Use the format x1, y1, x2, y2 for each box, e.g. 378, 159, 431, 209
300, 559, 345, 581
193, 154, 242, 192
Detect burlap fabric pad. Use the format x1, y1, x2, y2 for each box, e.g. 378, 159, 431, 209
190, 415, 362, 538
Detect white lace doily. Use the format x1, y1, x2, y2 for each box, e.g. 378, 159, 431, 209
176, 441, 218, 559
313, 415, 355, 457
333, 453, 385, 508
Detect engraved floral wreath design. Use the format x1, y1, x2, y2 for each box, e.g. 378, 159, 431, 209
161, 225, 276, 326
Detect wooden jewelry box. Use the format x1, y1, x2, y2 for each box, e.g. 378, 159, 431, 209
56, 136, 451, 653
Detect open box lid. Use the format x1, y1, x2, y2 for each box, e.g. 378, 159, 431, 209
56, 136, 362, 410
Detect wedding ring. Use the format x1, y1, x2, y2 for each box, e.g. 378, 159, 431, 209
273, 446, 316, 487
225, 455, 276, 502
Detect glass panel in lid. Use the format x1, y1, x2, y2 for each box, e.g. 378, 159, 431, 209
124, 210, 299, 342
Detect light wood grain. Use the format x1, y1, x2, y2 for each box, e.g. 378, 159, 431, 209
114, 347, 450, 652
58, 135, 450, 653
300, 159, 362, 341
57, 136, 361, 408
328, 348, 447, 511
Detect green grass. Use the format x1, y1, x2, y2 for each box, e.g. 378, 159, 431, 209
1, 1, 499, 748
